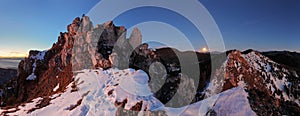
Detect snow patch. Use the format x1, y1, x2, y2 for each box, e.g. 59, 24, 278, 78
26, 73, 37, 81
30, 51, 47, 60
104, 69, 163, 111
238, 80, 247, 89
266, 64, 271, 72
26, 62, 37, 80
26, 51, 47, 81
53, 84, 60, 92
163, 87, 255, 116
212, 87, 255, 116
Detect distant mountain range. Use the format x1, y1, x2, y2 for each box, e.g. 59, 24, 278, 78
0, 16, 299, 115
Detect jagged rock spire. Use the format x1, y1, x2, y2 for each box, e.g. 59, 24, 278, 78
129, 27, 142, 50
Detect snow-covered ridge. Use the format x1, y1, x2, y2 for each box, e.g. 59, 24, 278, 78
203, 50, 299, 115
241, 51, 297, 101
2, 68, 164, 115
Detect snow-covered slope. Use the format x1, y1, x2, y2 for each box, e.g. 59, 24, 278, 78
1, 68, 256, 116
165, 86, 255, 116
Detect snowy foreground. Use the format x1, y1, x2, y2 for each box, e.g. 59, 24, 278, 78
1, 68, 255, 116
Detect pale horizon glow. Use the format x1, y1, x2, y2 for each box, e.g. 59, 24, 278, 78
0, 50, 28, 58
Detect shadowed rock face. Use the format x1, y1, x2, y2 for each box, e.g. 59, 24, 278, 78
0, 68, 17, 105
97, 21, 125, 59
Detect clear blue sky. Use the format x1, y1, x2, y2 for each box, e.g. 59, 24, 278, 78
0, 0, 299, 57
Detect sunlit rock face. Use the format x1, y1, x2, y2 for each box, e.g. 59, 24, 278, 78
12, 17, 79, 105
72, 16, 100, 71
71, 16, 145, 70
2, 15, 117, 106
69, 16, 160, 73
5, 15, 158, 107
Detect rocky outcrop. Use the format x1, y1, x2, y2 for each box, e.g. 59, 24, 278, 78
71, 16, 97, 71
2, 15, 152, 107
129, 28, 142, 50
205, 50, 300, 115
14, 22, 77, 105
129, 43, 160, 74
72, 17, 128, 70
3, 16, 96, 106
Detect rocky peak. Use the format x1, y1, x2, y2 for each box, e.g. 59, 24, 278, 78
77, 16, 93, 33
72, 19, 127, 70
3, 15, 146, 107
129, 27, 142, 49
67, 17, 81, 35
103, 20, 113, 29
222, 50, 266, 91
3, 16, 86, 106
